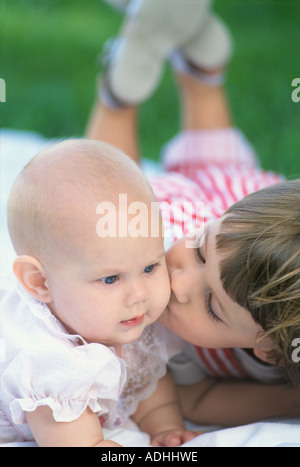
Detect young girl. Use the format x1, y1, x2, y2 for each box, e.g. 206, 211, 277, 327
86, 0, 300, 426
0, 139, 199, 447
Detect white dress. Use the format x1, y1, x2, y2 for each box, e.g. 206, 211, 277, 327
0, 276, 182, 444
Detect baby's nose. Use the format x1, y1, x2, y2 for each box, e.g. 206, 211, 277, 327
127, 279, 148, 306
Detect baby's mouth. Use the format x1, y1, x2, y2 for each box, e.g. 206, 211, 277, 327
120, 315, 144, 327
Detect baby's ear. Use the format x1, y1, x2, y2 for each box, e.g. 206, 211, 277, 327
13, 256, 52, 303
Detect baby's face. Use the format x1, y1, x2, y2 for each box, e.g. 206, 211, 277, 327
45, 220, 170, 349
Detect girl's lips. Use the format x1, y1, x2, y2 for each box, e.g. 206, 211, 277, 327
120, 315, 144, 327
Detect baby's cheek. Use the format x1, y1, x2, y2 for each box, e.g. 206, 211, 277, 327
158, 283, 172, 314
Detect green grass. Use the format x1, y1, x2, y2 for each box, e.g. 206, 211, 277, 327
2, 0, 300, 177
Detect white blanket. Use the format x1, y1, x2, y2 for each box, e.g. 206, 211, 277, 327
1, 129, 300, 447
183, 419, 300, 447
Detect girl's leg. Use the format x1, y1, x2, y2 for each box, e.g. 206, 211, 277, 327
85, 2, 233, 163
175, 67, 232, 131
85, 100, 140, 164
85, 67, 232, 164
84, 0, 232, 163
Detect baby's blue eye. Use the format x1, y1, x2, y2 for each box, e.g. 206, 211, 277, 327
100, 275, 118, 285
144, 264, 155, 274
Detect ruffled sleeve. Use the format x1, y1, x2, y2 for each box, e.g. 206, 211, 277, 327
1, 342, 126, 425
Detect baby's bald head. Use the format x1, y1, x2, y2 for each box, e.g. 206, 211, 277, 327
7, 139, 157, 262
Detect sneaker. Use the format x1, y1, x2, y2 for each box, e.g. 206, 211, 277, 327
101, 0, 213, 105
170, 12, 233, 84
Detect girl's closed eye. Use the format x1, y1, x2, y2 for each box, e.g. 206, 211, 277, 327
193, 236, 222, 323
206, 293, 222, 323
193, 236, 205, 264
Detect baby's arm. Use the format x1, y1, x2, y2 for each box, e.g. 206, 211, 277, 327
132, 371, 200, 446
26, 406, 121, 447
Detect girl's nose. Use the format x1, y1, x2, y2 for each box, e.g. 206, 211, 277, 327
170, 268, 191, 305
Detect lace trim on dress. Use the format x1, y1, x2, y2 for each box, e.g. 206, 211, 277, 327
118, 325, 168, 418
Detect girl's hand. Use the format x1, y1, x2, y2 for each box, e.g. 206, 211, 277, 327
151, 429, 203, 447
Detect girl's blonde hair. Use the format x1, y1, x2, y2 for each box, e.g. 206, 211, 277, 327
216, 179, 300, 386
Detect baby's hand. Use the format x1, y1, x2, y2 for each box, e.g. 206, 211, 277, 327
151, 429, 203, 447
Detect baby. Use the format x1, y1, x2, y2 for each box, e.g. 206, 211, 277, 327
0, 138, 197, 447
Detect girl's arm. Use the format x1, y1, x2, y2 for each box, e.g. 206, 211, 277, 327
177, 378, 300, 427
132, 371, 201, 446
26, 406, 121, 447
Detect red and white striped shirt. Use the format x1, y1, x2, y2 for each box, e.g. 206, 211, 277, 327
149, 129, 284, 382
